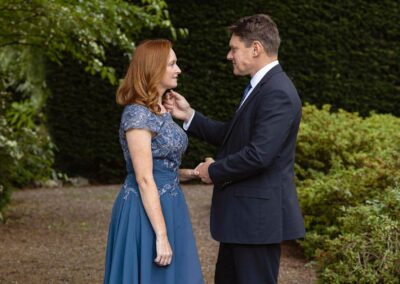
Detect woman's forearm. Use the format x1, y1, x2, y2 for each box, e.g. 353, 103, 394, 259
137, 176, 168, 237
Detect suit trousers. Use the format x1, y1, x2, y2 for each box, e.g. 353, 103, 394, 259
215, 242, 281, 284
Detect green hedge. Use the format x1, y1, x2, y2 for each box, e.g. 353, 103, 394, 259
297, 105, 400, 283
46, 0, 400, 181
46, 54, 125, 183
168, 0, 400, 115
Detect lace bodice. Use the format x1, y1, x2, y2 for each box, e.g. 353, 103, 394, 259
119, 104, 188, 197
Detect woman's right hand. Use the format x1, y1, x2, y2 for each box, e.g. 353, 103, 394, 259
154, 234, 173, 266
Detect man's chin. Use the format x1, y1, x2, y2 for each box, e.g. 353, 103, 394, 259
233, 69, 244, 76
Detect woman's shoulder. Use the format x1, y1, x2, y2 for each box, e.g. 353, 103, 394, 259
123, 103, 158, 119
121, 103, 151, 122
121, 104, 162, 132
124, 103, 151, 114
123, 104, 169, 118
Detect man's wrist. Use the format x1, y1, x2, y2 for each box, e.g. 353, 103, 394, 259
183, 109, 195, 131
184, 108, 195, 122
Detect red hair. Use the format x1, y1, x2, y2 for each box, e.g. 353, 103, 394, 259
116, 39, 172, 114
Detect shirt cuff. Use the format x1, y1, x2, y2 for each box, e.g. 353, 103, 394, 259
183, 111, 195, 131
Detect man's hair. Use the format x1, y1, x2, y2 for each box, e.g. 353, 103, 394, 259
229, 14, 280, 56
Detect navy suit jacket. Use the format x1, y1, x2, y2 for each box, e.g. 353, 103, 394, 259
188, 64, 305, 244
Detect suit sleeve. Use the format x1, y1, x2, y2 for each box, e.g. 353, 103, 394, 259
187, 111, 229, 147
208, 90, 296, 186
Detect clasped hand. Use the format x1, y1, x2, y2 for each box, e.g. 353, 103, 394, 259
194, 157, 214, 184
179, 157, 214, 184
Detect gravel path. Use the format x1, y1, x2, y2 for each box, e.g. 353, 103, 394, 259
0, 185, 316, 283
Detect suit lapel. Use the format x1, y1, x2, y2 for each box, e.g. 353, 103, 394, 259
221, 65, 283, 147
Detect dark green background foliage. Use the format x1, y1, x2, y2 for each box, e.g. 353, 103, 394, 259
46, 53, 126, 183
46, 0, 400, 182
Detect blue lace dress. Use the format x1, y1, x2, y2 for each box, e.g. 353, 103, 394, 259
104, 104, 204, 284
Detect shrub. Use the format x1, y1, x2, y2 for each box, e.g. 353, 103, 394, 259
299, 158, 399, 242
11, 126, 55, 187
0, 90, 55, 219
297, 105, 400, 282
317, 193, 400, 284
4, 95, 55, 187
296, 105, 400, 180
0, 92, 19, 219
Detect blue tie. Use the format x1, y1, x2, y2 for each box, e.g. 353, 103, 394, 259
238, 83, 252, 108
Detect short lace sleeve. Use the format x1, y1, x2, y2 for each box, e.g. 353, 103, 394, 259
121, 104, 161, 133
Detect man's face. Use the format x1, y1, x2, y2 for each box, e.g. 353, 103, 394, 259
227, 35, 254, 76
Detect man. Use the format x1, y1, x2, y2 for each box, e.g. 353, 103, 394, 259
165, 14, 305, 284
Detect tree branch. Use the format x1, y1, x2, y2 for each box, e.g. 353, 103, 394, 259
0, 41, 41, 48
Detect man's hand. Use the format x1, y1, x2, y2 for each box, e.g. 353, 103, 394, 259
163, 90, 194, 122
195, 157, 215, 184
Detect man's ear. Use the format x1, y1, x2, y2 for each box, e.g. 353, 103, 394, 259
252, 41, 264, 57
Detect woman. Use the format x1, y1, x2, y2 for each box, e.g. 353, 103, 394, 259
104, 39, 204, 284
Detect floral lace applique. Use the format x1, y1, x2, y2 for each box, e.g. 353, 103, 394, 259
122, 175, 180, 200
119, 104, 187, 199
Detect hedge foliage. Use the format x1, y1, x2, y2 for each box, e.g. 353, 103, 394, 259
0, 90, 54, 219
296, 105, 400, 283
0, 92, 15, 219
46, 0, 400, 181
318, 199, 400, 283
46, 55, 125, 183
166, 0, 400, 116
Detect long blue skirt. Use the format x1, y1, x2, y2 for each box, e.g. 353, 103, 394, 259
104, 173, 204, 284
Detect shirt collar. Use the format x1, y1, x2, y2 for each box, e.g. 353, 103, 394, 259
250, 60, 279, 89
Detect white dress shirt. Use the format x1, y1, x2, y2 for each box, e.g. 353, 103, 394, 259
183, 60, 279, 130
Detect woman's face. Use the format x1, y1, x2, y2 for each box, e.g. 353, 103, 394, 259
159, 49, 181, 92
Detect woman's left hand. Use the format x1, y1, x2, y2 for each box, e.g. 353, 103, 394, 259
178, 168, 199, 182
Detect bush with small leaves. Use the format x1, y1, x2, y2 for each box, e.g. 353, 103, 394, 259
317, 193, 400, 284
296, 105, 400, 282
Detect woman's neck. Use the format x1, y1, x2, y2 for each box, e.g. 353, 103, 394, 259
157, 93, 166, 113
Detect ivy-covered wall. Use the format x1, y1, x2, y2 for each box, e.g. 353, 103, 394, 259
46, 0, 400, 182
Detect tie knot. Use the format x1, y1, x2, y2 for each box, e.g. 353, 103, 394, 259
243, 83, 252, 96
237, 83, 252, 110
